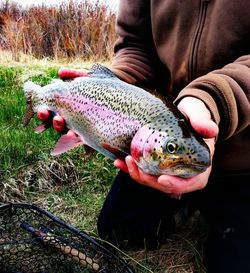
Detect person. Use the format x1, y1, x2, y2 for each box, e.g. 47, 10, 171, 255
37, 1, 250, 272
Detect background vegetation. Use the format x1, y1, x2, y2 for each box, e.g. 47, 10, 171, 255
0, 1, 206, 272
0, 0, 117, 61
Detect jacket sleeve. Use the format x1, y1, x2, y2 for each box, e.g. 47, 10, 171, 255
111, 0, 168, 91
175, 55, 250, 140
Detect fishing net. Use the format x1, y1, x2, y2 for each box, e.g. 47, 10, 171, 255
0, 203, 135, 273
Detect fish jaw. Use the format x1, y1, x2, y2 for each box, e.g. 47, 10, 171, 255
157, 159, 210, 178
131, 124, 211, 177
134, 158, 209, 178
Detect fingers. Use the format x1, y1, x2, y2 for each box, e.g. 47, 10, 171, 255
157, 167, 211, 194
124, 156, 175, 193
190, 118, 219, 139
37, 109, 50, 121
117, 156, 212, 195
53, 115, 66, 132
114, 159, 129, 173
115, 156, 158, 185
58, 68, 88, 80
37, 110, 66, 133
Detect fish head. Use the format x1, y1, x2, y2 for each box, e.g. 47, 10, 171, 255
131, 123, 211, 178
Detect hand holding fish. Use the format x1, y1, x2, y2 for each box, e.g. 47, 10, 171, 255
58, 67, 88, 80
114, 97, 218, 195
37, 67, 88, 133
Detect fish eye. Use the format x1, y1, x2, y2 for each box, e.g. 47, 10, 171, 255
166, 142, 177, 154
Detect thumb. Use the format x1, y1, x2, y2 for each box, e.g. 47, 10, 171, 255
177, 97, 219, 139
190, 117, 218, 139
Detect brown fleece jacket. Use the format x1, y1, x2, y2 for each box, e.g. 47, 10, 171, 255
111, 0, 250, 173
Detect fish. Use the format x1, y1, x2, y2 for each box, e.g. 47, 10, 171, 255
23, 64, 211, 178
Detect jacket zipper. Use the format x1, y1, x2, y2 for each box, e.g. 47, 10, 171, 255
188, 0, 209, 81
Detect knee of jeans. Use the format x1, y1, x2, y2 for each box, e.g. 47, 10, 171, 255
97, 211, 110, 237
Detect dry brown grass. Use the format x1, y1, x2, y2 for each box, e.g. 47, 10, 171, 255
0, 0, 117, 61
128, 215, 207, 273
0, 157, 78, 203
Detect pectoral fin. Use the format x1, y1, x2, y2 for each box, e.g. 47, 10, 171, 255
101, 143, 128, 160
51, 134, 83, 156
34, 122, 51, 133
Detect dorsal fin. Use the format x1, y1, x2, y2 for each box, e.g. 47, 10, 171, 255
88, 63, 117, 79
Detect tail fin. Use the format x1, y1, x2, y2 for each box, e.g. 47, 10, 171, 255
23, 81, 40, 127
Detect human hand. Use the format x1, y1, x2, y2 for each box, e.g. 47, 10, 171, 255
114, 97, 219, 195
58, 67, 88, 80
37, 68, 88, 133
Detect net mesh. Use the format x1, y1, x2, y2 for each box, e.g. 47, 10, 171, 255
0, 203, 134, 273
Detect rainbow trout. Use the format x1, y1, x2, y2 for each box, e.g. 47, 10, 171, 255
23, 64, 210, 177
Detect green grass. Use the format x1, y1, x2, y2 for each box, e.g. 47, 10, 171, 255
0, 67, 57, 175
0, 64, 206, 273
0, 63, 116, 213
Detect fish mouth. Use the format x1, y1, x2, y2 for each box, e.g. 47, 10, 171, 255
169, 161, 209, 169
135, 155, 210, 177
159, 162, 209, 178
136, 160, 208, 178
